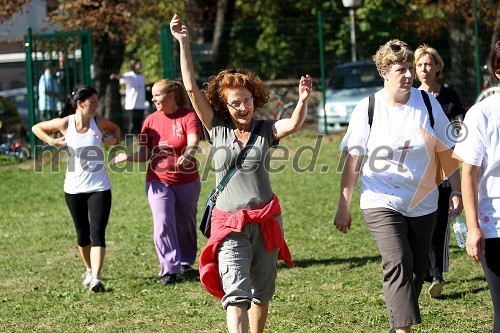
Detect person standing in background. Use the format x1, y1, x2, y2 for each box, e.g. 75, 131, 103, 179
110, 58, 147, 135
38, 61, 60, 120
414, 44, 465, 298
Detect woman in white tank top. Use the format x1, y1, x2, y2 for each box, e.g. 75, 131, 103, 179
32, 85, 121, 292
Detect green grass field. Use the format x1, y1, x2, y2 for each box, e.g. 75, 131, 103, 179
0, 130, 493, 332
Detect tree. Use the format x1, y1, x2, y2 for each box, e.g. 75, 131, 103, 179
182, 0, 235, 77
46, 0, 142, 129
0, 0, 29, 23
122, 1, 184, 82
403, 0, 499, 104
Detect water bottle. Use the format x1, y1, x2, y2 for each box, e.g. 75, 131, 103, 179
452, 215, 468, 249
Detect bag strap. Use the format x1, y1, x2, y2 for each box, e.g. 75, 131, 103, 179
367, 90, 434, 129
368, 94, 375, 127
420, 90, 434, 129
211, 120, 264, 199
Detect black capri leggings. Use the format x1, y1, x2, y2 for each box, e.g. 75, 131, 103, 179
482, 238, 500, 333
64, 190, 112, 247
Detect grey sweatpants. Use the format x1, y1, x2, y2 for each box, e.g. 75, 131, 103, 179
362, 208, 437, 329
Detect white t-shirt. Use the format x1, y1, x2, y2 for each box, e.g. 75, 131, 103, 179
63, 115, 112, 194
340, 87, 454, 217
120, 71, 146, 110
453, 93, 500, 239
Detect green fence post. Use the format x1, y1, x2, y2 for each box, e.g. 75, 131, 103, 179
161, 26, 174, 79
317, 11, 328, 135
24, 27, 36, 154
81, 31, 94, 86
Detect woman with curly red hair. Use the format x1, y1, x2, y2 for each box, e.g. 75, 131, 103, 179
171, 13, 312, 333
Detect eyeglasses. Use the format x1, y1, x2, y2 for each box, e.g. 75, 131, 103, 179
389, 44, 402, 52
227, 97, 254, 110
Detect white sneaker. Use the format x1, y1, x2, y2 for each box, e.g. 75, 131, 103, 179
429, 278, 444, 298
89, 275, 105, 292
82, 270, 92, 287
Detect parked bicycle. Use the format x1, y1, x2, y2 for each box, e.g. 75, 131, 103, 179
475, 85, 500, 104
0, 121, 31, 162
271, 89, 295, 120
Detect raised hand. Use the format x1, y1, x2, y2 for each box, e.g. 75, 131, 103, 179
170, 14, 189, 42
298, 75, 312, 102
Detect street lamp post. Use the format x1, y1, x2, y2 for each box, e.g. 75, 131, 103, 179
342, 0, 363, 62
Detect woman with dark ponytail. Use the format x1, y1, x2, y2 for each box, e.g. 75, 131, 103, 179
32, 85, 121, 292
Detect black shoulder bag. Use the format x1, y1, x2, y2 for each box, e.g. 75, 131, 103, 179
199, 120, 264, 238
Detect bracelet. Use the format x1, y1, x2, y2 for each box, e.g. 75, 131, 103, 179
451, 190, 462, 197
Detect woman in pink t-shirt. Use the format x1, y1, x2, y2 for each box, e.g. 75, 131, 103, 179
111, 79, 201, 285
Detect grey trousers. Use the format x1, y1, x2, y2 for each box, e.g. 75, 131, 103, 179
362, 208, 437, 329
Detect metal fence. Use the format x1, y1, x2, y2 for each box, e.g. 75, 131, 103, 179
24, 28, 94, 149
21, 9, 496, 140
164, 11, 495, 110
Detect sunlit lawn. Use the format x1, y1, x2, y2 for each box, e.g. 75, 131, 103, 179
0, 130, 493, 332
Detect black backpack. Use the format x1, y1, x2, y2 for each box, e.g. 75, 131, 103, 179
367, 90, 434, 129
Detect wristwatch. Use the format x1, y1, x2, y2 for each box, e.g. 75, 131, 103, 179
451, 190, 462, 197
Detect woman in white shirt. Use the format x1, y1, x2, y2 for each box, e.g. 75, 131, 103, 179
454, 40, 500, 333
333, 40, 462, 333
32, 85, 120, 292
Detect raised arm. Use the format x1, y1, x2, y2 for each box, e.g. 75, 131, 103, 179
170, 14, 214, 130
273, 75, 312, 140
31, 117, 68, 146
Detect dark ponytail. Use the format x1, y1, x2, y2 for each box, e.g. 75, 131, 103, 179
59, 85, 98, 118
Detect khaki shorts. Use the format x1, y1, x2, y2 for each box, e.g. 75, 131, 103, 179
218, 217, 282, 309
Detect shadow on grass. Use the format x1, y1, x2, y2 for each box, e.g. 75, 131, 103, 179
281, 255, 381, 269
437, 276, 489, 300
130, 269, 201, 287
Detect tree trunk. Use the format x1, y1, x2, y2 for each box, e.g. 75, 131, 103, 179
211, 0, 236, 72
93, 36, 126, 132
447, 16, 476, 106
184, 0, 217, 42
490, 1, 500, 64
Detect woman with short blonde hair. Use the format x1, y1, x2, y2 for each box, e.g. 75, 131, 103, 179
414, 43, 466, 298
334, 39, 461, 333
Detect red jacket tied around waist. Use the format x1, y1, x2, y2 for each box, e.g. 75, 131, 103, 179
198, 195, 294, 299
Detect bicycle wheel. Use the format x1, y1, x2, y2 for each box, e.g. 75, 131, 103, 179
276, 102, 295, 120
15, 145, 31, 162
475, 86, 500, 104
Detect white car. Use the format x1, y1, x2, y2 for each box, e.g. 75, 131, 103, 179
317, 61, 383, 133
